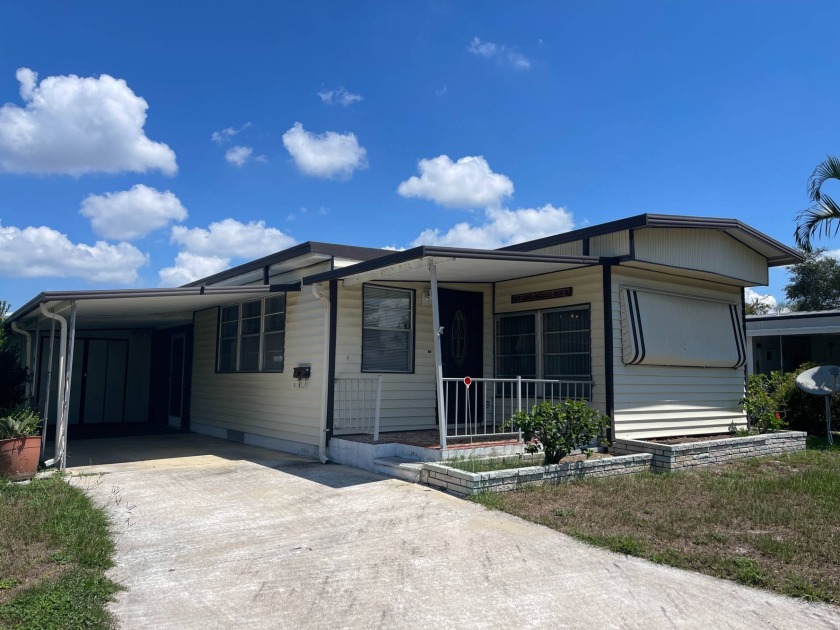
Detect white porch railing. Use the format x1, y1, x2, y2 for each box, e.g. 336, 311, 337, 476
440, 377, 593, 449
333, 376, 383, 440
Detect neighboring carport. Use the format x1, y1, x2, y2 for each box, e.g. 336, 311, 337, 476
8, 285, 295, 469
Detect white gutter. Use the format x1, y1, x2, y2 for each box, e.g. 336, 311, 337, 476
10, 321, 31, 402
39, 304, 67, 469
311, 283, 331, 464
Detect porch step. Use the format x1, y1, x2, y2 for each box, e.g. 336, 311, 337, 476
373, 457, 425, 483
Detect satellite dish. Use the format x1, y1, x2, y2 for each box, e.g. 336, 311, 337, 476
795, 365, 839, 445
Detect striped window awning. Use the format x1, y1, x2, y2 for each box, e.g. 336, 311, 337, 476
620, 288, 746, 369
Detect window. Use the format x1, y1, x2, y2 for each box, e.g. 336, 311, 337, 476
620, 288, 745, 368
495, 305, 591, 397
217, 295, 286, 372
362, 285, 414, 373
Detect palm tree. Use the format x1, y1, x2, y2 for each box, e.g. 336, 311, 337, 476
795, 155, 840, 251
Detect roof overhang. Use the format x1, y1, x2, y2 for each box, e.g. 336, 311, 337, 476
9, 284, 297, 331
303, 246, 600, 286
184, 241, 390, 287
746, 310, 840, 336
502, 214, 803, 267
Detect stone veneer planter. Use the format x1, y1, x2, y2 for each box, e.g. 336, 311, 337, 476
420, 453, 653, 497
421, 431, 809, 496
610, 431, 807, 473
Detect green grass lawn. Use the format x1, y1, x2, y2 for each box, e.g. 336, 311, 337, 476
472, 436, 840, 605
0, 474, 121, 629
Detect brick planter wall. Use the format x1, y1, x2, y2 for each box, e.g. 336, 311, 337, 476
610, 431, 807, 473
420, 453, 653, 497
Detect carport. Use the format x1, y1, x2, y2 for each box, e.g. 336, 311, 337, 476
8, 285, 292, 469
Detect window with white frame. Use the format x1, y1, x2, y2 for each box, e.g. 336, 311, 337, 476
362, 285, 414, 373
495, 305, 591, 397
218, 295, 286, 373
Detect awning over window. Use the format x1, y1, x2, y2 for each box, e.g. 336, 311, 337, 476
620, 288, 746, 368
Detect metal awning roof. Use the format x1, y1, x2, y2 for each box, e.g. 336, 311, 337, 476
501, 213, 803, 267
303, 246, 600, 286
9, 284, 296, 330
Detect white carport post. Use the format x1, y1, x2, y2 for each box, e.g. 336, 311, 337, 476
58, 303, 77, 470
41, 318, 56, 459
39, 302, 77, 470
429, 262, 448, 451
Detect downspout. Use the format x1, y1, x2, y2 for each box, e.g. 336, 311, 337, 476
311, 283, 331, 463
10, 322, 32, 403
39, 304, 67, 469
41, 319, 56, 460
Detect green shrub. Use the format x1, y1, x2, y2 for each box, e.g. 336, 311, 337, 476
741, 371, 793, 432
743, 362, 839, 435
507, 400, 610, 465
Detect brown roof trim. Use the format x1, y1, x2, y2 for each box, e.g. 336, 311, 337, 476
302, 245, 600, 284
182, 241, 390, 287
500, 213, 802, 266
8, 284, 293, 324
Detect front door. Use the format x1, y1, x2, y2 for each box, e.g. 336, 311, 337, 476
168, 334, 186, 429
437, 289, 484, 429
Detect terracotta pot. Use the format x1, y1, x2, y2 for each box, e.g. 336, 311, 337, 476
0, 436, 41, 481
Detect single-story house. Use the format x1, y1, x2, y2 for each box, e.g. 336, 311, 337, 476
747, 310, 840, 375
8, 214, 800, 468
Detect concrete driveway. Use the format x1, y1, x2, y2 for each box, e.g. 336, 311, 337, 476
70, 434, 840, 629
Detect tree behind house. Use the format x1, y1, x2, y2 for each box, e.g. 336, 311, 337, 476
784, 250, 840, 311
0, 300, 28, 410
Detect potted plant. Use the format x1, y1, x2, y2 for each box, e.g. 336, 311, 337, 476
0, 406, 42, 481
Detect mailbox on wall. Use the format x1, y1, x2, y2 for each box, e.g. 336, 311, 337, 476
292, 366, 311, 380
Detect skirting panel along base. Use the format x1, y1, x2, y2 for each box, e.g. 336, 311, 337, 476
190, 422, 319, 459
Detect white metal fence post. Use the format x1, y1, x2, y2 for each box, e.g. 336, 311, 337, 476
374, 375, 382, 442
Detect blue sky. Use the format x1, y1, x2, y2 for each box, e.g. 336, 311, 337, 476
1, 1, 839, 309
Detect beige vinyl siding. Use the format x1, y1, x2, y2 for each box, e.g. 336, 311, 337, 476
190, 264, 330, 448
590, 230, 630, 257
495, 266, 606, 415
335, 282, 492, 431
634, 228, 768, 285
526, 231, 630, 257
530, 241, 584, 256
610, 266, 746, 439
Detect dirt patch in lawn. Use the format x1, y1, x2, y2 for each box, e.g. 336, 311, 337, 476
473, 444, 840, 605
0, 540, 69, 605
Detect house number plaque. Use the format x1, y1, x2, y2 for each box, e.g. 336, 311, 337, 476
511, 287, 573, 304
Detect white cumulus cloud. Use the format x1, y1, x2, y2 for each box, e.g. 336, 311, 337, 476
211, 122, 252, 144
745, 288, 779, 311
467, 37, 531, 70
318, 88, 363, 106
225, 145, 253, 167
411, 204, 575, 249
79, 184, 187, 240
398, 155, 514, 209
160, 218, 297, 286
158, 252, 230, 287
0, 67, 177, 175
169, 218, 296, 259
282, 122, 367, 179
0, 223, 148, 283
